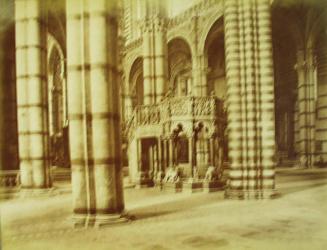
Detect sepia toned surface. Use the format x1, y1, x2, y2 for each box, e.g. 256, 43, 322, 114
1, 0, 327, 249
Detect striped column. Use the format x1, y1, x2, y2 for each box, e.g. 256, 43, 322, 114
0, 18, 4, 170
223, 0, 276, 199
142, 20, 153, 105
224, 0, 243, 194
316, 45, 327, 162
142, 0, 167, 104
153, 17, 167, 102
66, 0, 125, 228
15, 0, 51, 191
295, 49, 316, 168
257, 0, 276, 190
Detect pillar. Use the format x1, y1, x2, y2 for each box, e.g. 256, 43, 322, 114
15, 0, 51, 191
1, 4, 19, 171
295, 49, 316, 168
142, 21, 153, 105
223, 0, 276, 199
191, 15, 207, 97
316, 42, 327, 163
193, 54, 208, 96
153, 18, 167, 102
137, 138, 142, 172
162, 139, 168, 170
66, 0, 125, 227
189, 136, 194, 178
157, 138, 162, 173
169, 138, 174, 167
142, 0, 167, 104
209, 137, 215, 167
0, 17, 4, 171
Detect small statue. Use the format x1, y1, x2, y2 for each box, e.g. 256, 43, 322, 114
193, 167, 199, 181
299, 155, 307, 168
205, 166, 217, 181
164, 167, 180, 183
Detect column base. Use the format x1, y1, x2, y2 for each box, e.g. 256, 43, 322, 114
72, 212, 130, 228
203, 180, 225, 193
19, 187, 54, 198
224, 189, 278, 199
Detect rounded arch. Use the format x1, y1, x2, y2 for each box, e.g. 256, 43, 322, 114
167, 33, 194, 55
124, 49, 143, 86
203, 18, 226, 98
129, 57, 144, 107
198, 11, 224, 54
168, 38, 192, 96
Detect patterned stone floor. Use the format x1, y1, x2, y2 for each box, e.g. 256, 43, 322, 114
1, 168, 327, 250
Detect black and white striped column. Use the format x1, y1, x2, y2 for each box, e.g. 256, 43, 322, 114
15, 0, 51, 192
224, 0, 276, 199
66, 0, 125, 227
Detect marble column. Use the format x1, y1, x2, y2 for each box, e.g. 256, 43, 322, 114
295, 49, 316, 168
157, 139, 162, 173
137, 138, 142, 172
142, 21, 153, 105
209, 137, 215, 167
162, 139, 168, 170
168, 138, 174, 167
223, 0, 276, 199
153, 17, 167, 102
142, 1, 167, 104
15, 0, 51, 191
189, 136, 194, 178
66, 0, 125, 227
0, 20, 4, 171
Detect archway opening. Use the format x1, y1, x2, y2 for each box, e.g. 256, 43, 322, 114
129, 57, 144, 108
48, 35, 69, 168
204, 18, 225, 98
272, 6, 300, 164
168, 38, 192, 97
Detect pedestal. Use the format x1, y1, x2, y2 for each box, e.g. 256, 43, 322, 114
163, 181, 183, 193
203, 180, 225, 193
183, 179, 203, 193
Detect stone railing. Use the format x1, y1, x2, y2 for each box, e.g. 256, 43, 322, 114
125, 96, 224, 131
0, 170, 20, 188
135, 104, 161, 126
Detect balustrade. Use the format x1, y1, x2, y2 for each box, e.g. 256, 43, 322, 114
124, 96, 225, 137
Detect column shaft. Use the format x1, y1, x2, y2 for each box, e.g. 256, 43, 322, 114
143, 24, 153, 105
224, 0, 243, 190
66, 0, 125, 227
257, 0, 276, 189
153, 18, 167, 102
89, 0, 124, 214
224, 0, 276, 198
15, 0, 51, 189
296, 49, 316, 167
